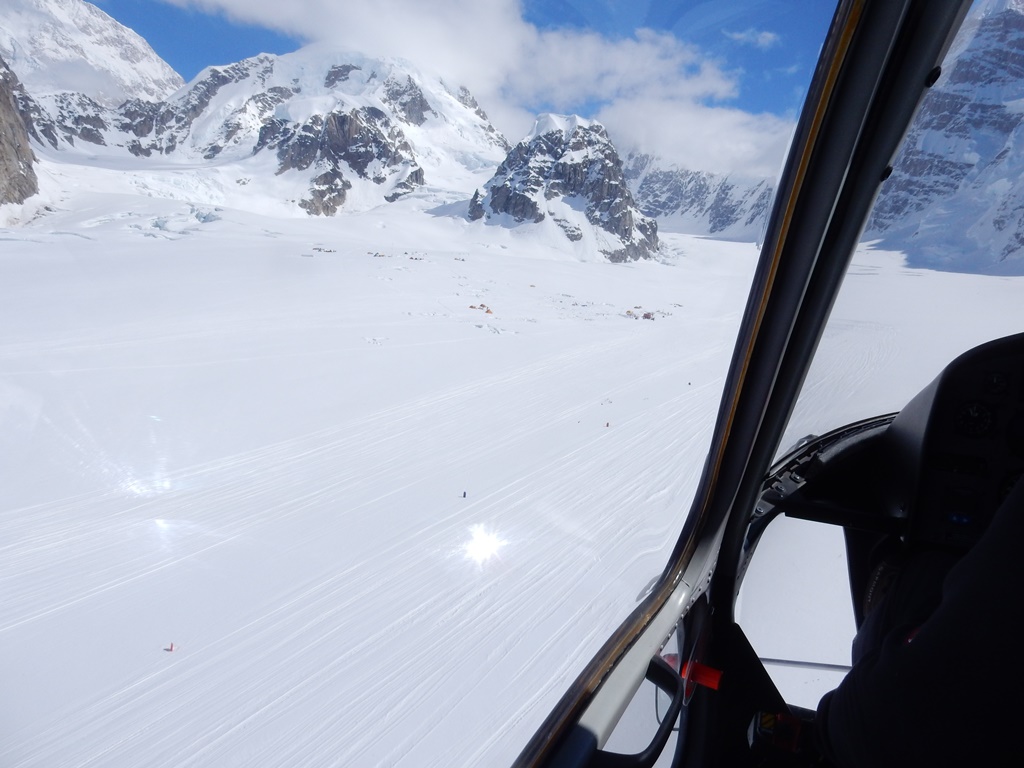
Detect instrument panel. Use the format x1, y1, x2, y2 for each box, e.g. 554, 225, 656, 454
897, 333, 1024, 547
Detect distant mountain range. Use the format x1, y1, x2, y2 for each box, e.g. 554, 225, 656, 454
0, 0, 779, 261
4, 0, 1024, 272
624, 153, 774, 242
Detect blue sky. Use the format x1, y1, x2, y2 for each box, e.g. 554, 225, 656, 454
91, 0, 836, 174
93, 1, 301, 77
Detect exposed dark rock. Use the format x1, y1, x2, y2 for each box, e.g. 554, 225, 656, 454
468, 189, 484, 220
36, 92, 110, 146
554, 218, 583, 241
127, 139, 152, 157
10, 82, 59, 148
255, 104, 424, 213
118, 99, 159, 137
325, 64, 361, 88
449, 84, 510, 151
267, 106, 419, 184
473, 116, 657, 261
453, 86, 484, 115
254, 117, 288, 154
489, 182, 544, 222
384, 166, 424, 202
299, 169, 351, 215
0, 56, 38, 204
382, 75, 435, 126
207, 85, 294, 158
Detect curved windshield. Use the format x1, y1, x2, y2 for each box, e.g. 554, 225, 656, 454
740, 0, 1024, 714
1, 2, 834, 765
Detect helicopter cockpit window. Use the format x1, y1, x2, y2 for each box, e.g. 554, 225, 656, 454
739, 0, 1024, 720
783, 0, 1024, 451
0, 2, 842, 766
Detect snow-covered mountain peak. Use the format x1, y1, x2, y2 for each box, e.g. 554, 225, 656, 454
177, 46, 451, 130
528, 113, 597, 142
14, 39, 509, 216
189, 46, 407, 100
0, 0, 183, 104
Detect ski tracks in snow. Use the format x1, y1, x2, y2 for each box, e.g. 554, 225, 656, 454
1, 314, 730, 767
0, 230, 750, 767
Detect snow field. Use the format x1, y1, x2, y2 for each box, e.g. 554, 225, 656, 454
0, 199, 754, 767
3, 190, 1023, 764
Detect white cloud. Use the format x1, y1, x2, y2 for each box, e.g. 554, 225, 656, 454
161, 0, 792, 176
724, 28, 781, 50
597, 98, 794, 178
504, 28, 737, 111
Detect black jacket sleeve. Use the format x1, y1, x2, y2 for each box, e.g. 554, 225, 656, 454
817, 478, 1024, 767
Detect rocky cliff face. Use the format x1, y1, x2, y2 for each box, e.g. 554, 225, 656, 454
257, 103, 424, 213
624, 153, 774, 241
865, 6, 1024, 273
470, 115, 658, 262
0, 56, 37, 205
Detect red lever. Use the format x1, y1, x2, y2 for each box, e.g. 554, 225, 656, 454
680, 660, 722, 690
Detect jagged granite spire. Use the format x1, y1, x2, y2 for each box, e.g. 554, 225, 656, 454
470, 114, 658, 262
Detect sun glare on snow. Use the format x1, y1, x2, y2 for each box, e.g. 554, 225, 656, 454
463, 524, 506, 565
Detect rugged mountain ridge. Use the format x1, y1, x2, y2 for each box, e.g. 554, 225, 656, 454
16, 44, 510, 215
11, 0, 1024, 272
470, 115, 658, 262
0, 56, 38, 205
865, 5, 1024, 273
624, 153, 774, 241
